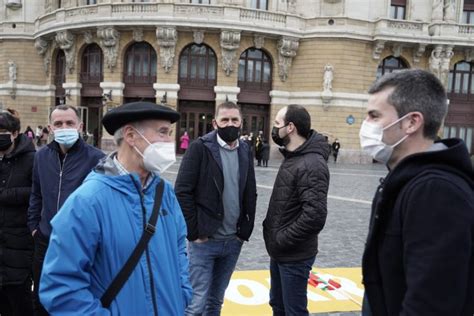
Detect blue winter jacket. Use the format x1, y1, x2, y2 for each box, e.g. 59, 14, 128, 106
39, 155, 193, 315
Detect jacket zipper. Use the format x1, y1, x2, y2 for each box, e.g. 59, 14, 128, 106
139, 190, 159, 316
56, 153, 67, 212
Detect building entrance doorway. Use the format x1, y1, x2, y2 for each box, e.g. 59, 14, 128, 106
80, 97, 103, 147
240, 103, 270, 141
177, 100, 215, 146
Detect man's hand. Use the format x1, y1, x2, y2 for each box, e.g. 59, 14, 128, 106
194, 237, 208, 243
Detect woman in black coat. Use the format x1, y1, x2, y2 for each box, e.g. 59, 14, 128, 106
0, 109, 35, 316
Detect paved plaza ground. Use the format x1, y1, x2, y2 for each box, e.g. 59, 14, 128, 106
165, 156, 388, 315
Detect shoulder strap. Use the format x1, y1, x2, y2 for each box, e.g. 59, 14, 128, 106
101, 180, 165, 308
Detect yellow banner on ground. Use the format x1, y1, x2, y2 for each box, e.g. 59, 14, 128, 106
222, 267, 364, 315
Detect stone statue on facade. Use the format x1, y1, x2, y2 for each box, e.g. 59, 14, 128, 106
429, 45, 443, 80
432, 0, 444, 22
443, 0, 457, 23
323, 64, 334, 92
8, 61, 17, 82
440, 46, 454, 87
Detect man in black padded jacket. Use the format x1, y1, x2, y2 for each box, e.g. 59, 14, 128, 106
263, 104, 330, 316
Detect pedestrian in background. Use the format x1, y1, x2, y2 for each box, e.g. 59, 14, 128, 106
39, 101, 192, 315
25, 126, 34, 140
0, 109, 35, 316
261, 139, 270, 167
264, 104, 330, 316
180, 130, 190, 154
27, 105, 104, 316
360, 69, 474, 315
331, 138, 340, 163
255, 133, 263, 166
175, 101, 256, 316
39, 127, 49, 147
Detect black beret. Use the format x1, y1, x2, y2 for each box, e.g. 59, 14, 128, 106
102, 101, 180, 135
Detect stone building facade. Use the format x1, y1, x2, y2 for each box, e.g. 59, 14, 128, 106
0, 0, 473, 160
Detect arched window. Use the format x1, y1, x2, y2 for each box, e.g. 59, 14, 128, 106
376, 56, 408, 79
81, 44, 103, 84
238, 48, 272, 103
124, 42, 157, 84
178, 44, 217, 100
448, 61, 474, 98
123, 42, 157, 101
54, 50, 66, 105
251, 0, 268, 10
238, 48, 272, 90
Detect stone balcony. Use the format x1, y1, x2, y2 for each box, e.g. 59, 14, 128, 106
28, 2, 474, 49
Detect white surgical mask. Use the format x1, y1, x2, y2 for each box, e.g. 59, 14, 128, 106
133, 129, 176, 174
359, 114, 410, 164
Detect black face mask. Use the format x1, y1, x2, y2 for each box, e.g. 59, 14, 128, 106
0, 134, 13, 151
217, 125, 241, 143
271, 125, 289, 147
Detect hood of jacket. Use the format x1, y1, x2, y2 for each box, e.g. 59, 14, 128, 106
279, 130, 330, 161
4, 133, 35, 159
384, 138, 474, 194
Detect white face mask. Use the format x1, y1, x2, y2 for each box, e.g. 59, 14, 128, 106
133, 129, 176, 174
359, 114, 410, 164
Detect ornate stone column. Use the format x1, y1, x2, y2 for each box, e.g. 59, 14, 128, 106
277, 36, 299, 82
34, 37, 52, 76
220, 30, 241, 76
156, 27, 178, 73
55, 30, 76, 74
97, 27, 120, 72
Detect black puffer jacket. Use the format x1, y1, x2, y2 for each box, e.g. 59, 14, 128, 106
0, 134, 35, 286
263, 130, 330, 262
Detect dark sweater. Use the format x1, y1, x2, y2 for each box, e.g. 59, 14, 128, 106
362, 138, 474, 315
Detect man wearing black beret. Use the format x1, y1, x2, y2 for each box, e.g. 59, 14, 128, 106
39, 101, 192, 315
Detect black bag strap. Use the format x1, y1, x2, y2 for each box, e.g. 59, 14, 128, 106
101, 180, 165, 308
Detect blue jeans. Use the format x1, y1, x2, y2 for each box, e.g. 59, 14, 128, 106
185, 237, 243, 316
269, 257, 316, 316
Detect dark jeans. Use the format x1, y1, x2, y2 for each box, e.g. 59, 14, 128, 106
0, 279, 34, 316
32, 230, 49, 316
269, 257, 315, 316
185, 237, 243, 316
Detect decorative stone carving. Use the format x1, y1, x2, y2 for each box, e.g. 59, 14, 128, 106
440, 45, 454, 87
392, 44, 403, 58
254, 35, 265, 49
372, 40, 385, 60
55, 30, 76, 74
34, 37, 51, 75
322, 64, 334, 107
323, 64, 333, 92
465, 48, 474, 62
277, 36, 299, 82
429, 45, 454, 87
429, 45, 443, 80
156, 27, 178, 73
133, 28, 144, 42
97, 27, 120, 72
288, 0, 297, 14
432, 0, 444, 22
443, 0, 457, 23
83, 31, 93, 44
220, 31, 241, 76
413, 44, 426, 64
193, 31, 204, 45
8, 61, 17, 82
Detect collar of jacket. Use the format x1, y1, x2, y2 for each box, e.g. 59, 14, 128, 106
48, 137, 84, 154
